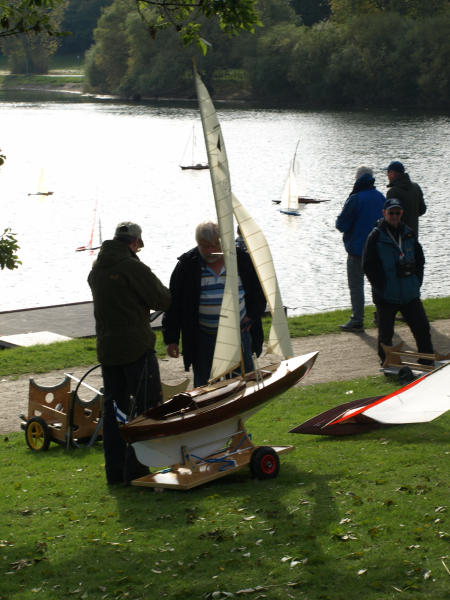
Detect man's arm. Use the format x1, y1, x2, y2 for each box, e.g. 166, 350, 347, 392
336, 194, 357, 233
362, 229, 385, 291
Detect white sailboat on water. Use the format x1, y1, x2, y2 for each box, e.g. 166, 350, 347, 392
279, 140, 301, 216
122, 68, 318, 476
75, 197, 102, 253
179, 122, 209, 170
28, 168, 54, 197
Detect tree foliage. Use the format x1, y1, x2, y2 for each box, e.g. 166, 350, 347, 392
1, 1, 67, 73
83, 0, 449, 109
134, 0, 261, 54
0, 0, 66, 38
329, 0, 450, 21
0, 228, 21, 271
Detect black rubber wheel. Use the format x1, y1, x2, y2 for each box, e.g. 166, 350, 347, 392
25, 417, 51, 451
250, 446, 280, 480
398, 366, 414, 385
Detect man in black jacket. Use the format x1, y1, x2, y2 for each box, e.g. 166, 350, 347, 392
162, 221, 266, 387
384, 161, 426, 237
88, 222, 171, 485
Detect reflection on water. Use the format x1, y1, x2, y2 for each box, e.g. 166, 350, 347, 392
0, 92, 449, 315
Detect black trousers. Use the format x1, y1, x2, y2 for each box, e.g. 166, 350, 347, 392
101, 350, 162, 484
375, 297, 433, 362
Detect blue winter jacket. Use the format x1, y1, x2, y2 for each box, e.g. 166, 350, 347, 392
362, 220, 424, 305
336, 174, 385, 256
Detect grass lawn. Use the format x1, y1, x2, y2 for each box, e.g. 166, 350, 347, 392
1, 296, 449, 379
1, 375, 448, 600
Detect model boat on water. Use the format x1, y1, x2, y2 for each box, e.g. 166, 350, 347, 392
179, 122, 209, 170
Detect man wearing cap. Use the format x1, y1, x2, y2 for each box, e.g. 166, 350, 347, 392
336, 166, 386, 332
88, 222, 171, 485
162, 221, 266, 387
384, 161, 426, 237
362, 199, 433, 364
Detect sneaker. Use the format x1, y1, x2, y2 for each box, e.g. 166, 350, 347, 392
339, 320, 364, 332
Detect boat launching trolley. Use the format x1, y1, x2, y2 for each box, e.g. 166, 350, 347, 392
20, 366, 103, 451
131, 420, 294, 491
381, 343, 450, 384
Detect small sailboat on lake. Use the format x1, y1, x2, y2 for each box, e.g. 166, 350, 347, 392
279, 141, 301, 216
121, 69, 318, 486
76, 198, 102, 253
179, 123, 209, 170
28, 168, 54, 197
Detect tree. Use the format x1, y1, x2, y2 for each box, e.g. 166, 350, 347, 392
132, 0, 262, 53
290, 0, 331, 25
59, 0, 111, 54
329, 0, 450, 22
1, 1, 67, 73
0, 0, 66, 37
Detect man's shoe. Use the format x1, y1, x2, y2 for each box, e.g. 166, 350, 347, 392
339, 320, 364, 332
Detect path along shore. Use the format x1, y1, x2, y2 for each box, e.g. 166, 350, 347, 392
1, 319, 449, 435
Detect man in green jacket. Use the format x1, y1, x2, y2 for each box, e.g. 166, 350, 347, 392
88, 222, 171, 485
384, 161, 426, 237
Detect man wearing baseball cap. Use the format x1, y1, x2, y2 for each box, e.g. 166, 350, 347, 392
362, 198, 433, 364
88, 221, 171, 485
383, 161, 426, 237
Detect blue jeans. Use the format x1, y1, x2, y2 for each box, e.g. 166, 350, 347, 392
192, 329, 254, 387
347, 254, 365, 323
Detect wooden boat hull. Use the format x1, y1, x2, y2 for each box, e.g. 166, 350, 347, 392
121, 352, 318, 467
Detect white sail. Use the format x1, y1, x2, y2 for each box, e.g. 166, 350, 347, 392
194, 69, 241, 379
232, 193, 293, 358
280, 141, 301, 215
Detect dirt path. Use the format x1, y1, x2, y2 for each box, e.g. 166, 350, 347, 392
2, 319, 449, 435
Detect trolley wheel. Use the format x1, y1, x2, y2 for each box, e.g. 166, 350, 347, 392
398, 366, 414, 385
250, 446, 280, 480
25, 417, 51, 451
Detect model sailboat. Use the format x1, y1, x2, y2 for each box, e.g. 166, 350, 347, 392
28, 168, 54, 197
121, 69, 318, 470
179, 123, 209, 170
279, 140, 302, 216
290, 361, 450, 436
75, 198, 102, 253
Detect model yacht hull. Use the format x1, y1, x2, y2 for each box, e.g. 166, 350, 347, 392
121, 352, 318, 467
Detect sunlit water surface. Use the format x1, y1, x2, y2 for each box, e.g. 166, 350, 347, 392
1, 91, 449, 316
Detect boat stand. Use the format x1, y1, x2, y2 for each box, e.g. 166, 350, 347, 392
381, 343, 450, 383
131, 421, 294, 490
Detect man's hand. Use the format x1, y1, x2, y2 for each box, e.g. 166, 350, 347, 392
167, 343, 179, 358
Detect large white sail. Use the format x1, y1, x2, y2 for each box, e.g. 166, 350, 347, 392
194, 69, 241, 379
232, 193, 293, 359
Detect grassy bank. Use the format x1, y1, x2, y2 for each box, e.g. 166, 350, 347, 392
1, 375, 449, 600
0, 297, 449, 379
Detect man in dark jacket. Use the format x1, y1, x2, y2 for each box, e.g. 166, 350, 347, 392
384, 160, 426, 237
162, 221, 266, 387
362, 199, 433, 363
336, 166, 385, 332
88, 222, 171, 485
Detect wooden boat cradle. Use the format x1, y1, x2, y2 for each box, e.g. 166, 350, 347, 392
131, 419, 293, 490
381, 343, 450, 373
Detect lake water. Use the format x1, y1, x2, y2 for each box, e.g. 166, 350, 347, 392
0, 89, 449, 316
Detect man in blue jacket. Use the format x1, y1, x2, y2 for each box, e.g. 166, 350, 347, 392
336, 167, 385, 332
362, 198, 433, 363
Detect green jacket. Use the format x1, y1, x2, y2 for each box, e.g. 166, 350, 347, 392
88, 239, 171, 365
386, 172, 426, 237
